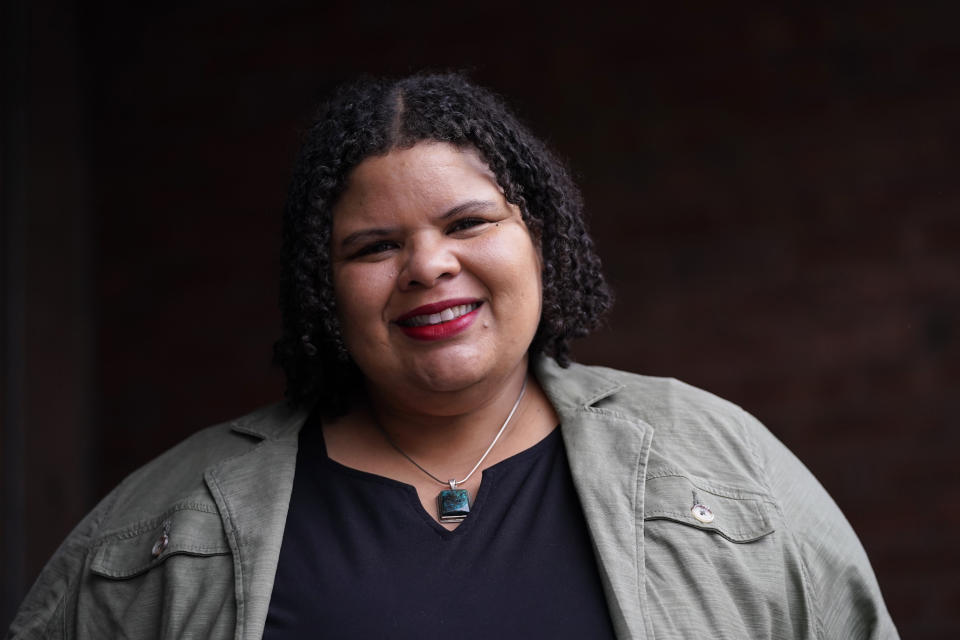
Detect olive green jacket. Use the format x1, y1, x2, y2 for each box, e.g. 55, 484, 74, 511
8, 359, 898, 639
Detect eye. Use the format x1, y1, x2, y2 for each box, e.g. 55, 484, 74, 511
352, 240, 398, 258
447, 217, 489, 234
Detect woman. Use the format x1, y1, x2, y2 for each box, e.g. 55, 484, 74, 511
9, 74, 898, 639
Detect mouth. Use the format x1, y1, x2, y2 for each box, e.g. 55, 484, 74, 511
395, 298, 483, 326
397, 301, 482, 327
394, 299, 483, 341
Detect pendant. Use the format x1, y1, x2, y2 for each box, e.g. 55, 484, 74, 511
437, 480, 470, 523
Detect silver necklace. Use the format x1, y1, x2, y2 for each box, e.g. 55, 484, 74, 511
377, 378, 527, 523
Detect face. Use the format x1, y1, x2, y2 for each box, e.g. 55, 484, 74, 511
330, 142, 542, 404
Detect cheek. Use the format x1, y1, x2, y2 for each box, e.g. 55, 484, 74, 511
519, 242, 544, 324
333, 264, 398, 334
482, 231, 542, 315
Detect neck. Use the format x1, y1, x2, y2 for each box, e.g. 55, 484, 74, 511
364, 361, 531, 470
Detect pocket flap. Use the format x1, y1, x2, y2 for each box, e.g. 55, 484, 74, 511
644, 474, 775, 543
90, 507, 230, 579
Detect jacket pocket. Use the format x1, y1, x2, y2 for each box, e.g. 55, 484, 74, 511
643, 474, 799, 639
643, 473, 774, 542
90, 506, 231, 578
78, 506, 236, 640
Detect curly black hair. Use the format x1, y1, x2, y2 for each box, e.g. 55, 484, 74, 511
275, 72, 612, 413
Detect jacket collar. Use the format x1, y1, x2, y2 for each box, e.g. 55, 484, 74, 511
536, 357, 653, 640
227, 401, 308, 442
533, 355, 624, 409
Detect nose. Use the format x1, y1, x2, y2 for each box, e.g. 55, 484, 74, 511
398, 233, 460, 290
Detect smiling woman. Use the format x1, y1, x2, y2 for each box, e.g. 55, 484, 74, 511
8, 74, 899, 639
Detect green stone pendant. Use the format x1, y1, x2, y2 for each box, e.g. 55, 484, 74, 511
437, 486, 470, 523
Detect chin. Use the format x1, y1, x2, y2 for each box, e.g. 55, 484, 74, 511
412, 349, 528, 396
406, 347, 498, 392
411, 361, 488, 394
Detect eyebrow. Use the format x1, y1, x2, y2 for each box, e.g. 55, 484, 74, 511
440, 199, 497, 220
337, 199, 498, 250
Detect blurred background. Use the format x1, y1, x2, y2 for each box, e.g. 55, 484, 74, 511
3, 0, 958, 636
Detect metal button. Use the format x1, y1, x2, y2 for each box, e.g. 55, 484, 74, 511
151, 519, 171, 558
691, 503, 715, 524
151, 533, 169, 557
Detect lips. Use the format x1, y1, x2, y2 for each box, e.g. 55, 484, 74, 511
394, 299, 482, 341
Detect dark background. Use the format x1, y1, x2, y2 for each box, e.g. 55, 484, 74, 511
3, 1, 958, 636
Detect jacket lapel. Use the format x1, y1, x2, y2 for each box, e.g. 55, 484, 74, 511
204, 404, 308, 640
536, 358, 653, 640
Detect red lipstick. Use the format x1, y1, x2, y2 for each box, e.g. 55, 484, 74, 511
394, 298, 482, 341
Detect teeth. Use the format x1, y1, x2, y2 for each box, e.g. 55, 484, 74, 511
404, 303, 478, 327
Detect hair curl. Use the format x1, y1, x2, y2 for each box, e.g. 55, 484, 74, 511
275, 72, 612, 413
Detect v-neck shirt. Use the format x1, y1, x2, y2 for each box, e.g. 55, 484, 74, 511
263, 409, 616, 639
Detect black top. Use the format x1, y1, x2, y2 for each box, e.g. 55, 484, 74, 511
264, 410, 616, 639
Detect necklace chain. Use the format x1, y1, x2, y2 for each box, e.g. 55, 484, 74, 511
377, 378, 527, 489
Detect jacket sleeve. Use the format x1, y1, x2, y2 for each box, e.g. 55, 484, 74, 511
6, 490, 118, 640
741, 409, 900, 640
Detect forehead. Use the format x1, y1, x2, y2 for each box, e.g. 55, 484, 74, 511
334, 142, 503, 219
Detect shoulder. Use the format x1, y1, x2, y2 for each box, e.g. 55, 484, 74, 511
567, 361, 749, 426
535, 356, 750, 426
7, 402, 308, 639
97, 402, 307, 530
537, 357, 768, 491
